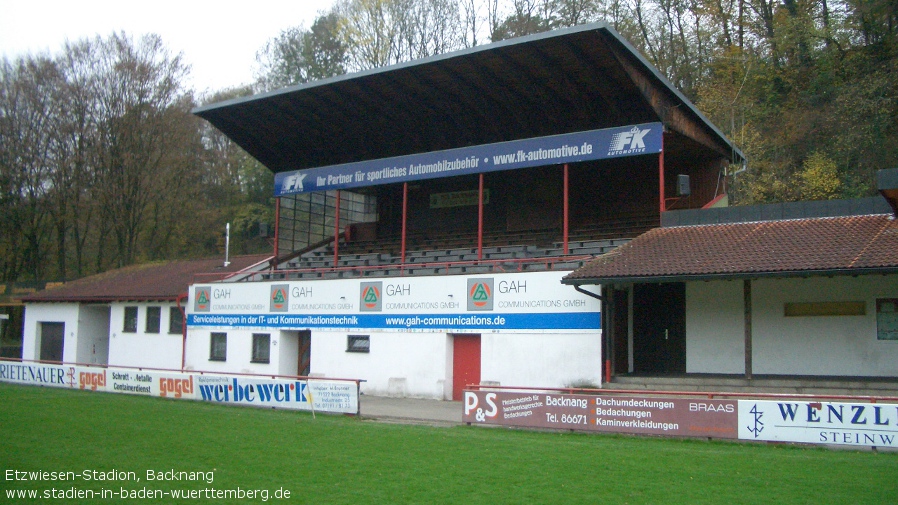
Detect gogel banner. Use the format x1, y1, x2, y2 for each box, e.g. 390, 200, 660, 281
274, 123, 662, 196
0, 361, 358, 415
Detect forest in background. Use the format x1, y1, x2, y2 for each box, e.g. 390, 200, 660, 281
1, 0, 896, 285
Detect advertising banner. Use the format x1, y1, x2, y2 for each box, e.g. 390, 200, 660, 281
0, 361, 359, 415
738, 400, 898, 448
187, 271, 601, 333
194, 375, 358, 414
463, 391, 737, 439
273, 123, 662, 196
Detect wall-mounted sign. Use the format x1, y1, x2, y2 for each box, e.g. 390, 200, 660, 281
273, 123, 662, 196
462, 391, 737, 439
430, 189, 490, 209
738, 400, 898, 448
186, 271, 601, 333
0, 361, 359, 415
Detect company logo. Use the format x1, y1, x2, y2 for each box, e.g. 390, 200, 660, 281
608, 126, 651, 155
270, 284, 289, 312
198, 378, 308, 404
360, 282, 382, 312
467, 278, 494, 311
464, 392, 498, 422
159, 376, 194, 398
79, 370, 106, 391
282, 173, 307, 193
747, 403, 765, 438
194, 286, 211, 312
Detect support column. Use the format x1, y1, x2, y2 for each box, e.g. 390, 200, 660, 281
477, 173, 484, 261
401, 183, 408, 264
273, 197, 280, 268
333, 190, 341, 268
659, 137, 666, 214
563, 164, 570, 255
744, 279, 753, 379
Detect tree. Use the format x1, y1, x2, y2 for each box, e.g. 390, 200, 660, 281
255, 13, 348, 91
88, 32, 192, 267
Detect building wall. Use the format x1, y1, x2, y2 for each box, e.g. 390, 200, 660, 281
76, 305, 110, 365
753, 276, 898, 376
686, 275, 898, 376
311, 331, 451, 399
22, 303, 79, 362
481, 332, 602, 388
107, 303, 182, 370
183, 328, 294, 376
686, 280, 745, 374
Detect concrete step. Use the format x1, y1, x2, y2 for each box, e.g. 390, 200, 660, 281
606, 375, 898, 398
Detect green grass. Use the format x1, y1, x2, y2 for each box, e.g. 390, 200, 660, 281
1, 383, 896, 504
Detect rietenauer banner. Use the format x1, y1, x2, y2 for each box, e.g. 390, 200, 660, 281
273, 123, 662, 196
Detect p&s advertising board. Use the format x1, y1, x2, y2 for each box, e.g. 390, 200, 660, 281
462, 391, 737, 439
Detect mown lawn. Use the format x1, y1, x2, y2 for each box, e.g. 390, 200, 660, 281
0, 382, 896, 504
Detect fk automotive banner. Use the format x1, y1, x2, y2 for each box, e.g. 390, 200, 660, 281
273, 123, 662, 196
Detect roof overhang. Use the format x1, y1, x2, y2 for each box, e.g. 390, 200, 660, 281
562, 267, 898, 286
194, 23, 743, 178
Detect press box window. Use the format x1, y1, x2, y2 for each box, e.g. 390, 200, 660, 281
209, 332, 227, 361
252, 333, 270, 363
169, 307, 184, 334
877, 299, 898, 341
347, 335, 370, 353
145, 306, 161, 333
123, 306, 138, 333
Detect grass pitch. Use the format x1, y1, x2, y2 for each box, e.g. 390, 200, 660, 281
1, 382, 896, 504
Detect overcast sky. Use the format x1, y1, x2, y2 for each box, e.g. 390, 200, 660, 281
0, 0, 336, 93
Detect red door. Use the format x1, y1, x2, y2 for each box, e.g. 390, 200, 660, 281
452, 334, 481, 401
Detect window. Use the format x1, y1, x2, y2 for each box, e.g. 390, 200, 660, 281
347, 335, 370, 353
123, 307, 138, 333
252, 333, 270, 363
877, 299, 898, 341
145, 306, 161, 333
169, 307, 184, 334
210, 333, 227, 361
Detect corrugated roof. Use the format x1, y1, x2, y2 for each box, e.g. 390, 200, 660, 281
563, 214, 898, 284
194, 23, 743, 175
21, 255, 272, 303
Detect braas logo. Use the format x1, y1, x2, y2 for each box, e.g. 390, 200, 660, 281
467, 278, 494, 311
194, 286, 211, 312
608, 126, 651, 155
360, 282, 382, 312
270, 284, 289, 312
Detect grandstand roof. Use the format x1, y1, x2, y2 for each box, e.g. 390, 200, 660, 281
195, 23, 744, 176
20, 255, 271, 303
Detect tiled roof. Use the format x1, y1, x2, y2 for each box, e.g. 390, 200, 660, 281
563, 214, 898, 284
21, 254, 272, 303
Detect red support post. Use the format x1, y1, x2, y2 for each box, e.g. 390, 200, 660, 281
478, 173, 484, 261
659, 134, 666, 214
401, 183, 408, 264
563, 164, 569, 255
333, 190, 341, 268
273, 197, 280, 267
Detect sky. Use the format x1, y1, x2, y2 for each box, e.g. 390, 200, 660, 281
0, 0, 336, 93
